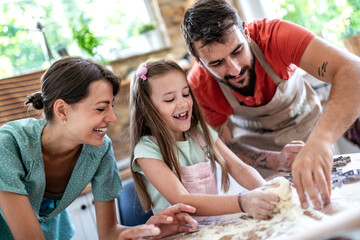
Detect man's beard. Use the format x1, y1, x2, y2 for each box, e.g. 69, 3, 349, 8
215, 57, 256, 96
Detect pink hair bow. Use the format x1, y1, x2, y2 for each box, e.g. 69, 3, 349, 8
136, 63, 148, 81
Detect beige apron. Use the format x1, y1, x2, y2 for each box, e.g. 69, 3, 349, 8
218, 40, 322, 151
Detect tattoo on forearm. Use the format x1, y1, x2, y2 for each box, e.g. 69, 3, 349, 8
227, 142, 269, 167
318, 61, 328, 77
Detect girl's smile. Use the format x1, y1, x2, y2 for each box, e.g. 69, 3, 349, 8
149, 70, 193, 141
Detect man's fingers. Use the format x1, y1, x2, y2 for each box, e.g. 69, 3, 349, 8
291, 145, 304, 153
293, 170, 309, 209
302, 169, 322, 210
289, 140, 305, 145
323, 158, 332, 203
286, 141, 305, 154
314, 167, 331, 205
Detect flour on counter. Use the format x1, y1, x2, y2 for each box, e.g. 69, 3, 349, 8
164, 177, 327, 240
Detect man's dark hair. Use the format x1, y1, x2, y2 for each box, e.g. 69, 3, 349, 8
181, 0, 244, 59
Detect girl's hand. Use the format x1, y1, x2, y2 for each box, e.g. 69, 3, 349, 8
241, 189, 279, 219
147, 203, 198, 238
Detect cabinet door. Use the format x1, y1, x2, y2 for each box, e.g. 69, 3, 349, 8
67, 194, 98, 240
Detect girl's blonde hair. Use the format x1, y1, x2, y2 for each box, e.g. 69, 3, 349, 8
130, 59, 230, 211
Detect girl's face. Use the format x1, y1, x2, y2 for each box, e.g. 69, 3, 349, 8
149, 70, 193, 141
65, 79, 117, 146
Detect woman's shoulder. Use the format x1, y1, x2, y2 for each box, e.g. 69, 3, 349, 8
1, 118, 43, 129
0, 118, 44, 141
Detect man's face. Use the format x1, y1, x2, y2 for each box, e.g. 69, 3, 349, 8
195, 25, 256, 96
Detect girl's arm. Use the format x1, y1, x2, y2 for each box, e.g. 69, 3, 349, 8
0, 190, 45, 240
137, 158, 278, 218
215, 138, 266, 189
94, 199, 198, 239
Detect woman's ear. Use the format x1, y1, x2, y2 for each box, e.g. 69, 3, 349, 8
53, 99, 68, 122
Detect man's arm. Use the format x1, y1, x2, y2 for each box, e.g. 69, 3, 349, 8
216, 120, 304, 171
292, 36, 360, 209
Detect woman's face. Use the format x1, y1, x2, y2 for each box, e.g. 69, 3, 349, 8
64, 79, 117, 146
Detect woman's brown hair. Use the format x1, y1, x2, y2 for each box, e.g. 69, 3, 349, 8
25, 56, 121, 122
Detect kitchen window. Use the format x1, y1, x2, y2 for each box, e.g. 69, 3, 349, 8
0, 0, 169, 79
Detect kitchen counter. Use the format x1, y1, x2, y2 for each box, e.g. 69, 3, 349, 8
163, 153, 360, 240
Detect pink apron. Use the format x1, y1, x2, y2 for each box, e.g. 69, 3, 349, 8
218, 40, 322, 151
180, 133, 218, 194
150, 134, 219, 195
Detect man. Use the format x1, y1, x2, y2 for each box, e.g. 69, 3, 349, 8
181, 0, 360, 210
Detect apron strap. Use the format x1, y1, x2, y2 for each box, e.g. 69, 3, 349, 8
249, 39, 283, 86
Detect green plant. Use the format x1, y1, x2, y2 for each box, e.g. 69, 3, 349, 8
133, 22, 156, 35
70, 13, 102, 56
341, 0, 360, 39
271, 0, 354, 46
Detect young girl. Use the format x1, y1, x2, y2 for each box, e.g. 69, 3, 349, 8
0, 57, 197, 240
130, 59, 280, 220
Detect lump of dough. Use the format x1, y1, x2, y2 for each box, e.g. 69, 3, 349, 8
265, 177, 293, 213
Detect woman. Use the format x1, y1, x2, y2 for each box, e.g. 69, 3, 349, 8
0, 57, 197, 240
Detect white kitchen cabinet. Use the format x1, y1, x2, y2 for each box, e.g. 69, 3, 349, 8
67, 158, 129, 239
67, 192, 121, 240
67, 193, 97, 240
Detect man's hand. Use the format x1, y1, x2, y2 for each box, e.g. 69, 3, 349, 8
276, 141, 305, 171
291, 139, 332, 210
146, 203, 198, 238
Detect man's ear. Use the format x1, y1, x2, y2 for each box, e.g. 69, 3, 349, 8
195, 57, 205, 69
242, 22, 251, 43
53, 99, 68, 122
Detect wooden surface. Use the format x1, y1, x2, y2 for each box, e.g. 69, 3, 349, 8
163, 153, 360, 240
0, 70, 45, 126
0, 71, 131, 127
